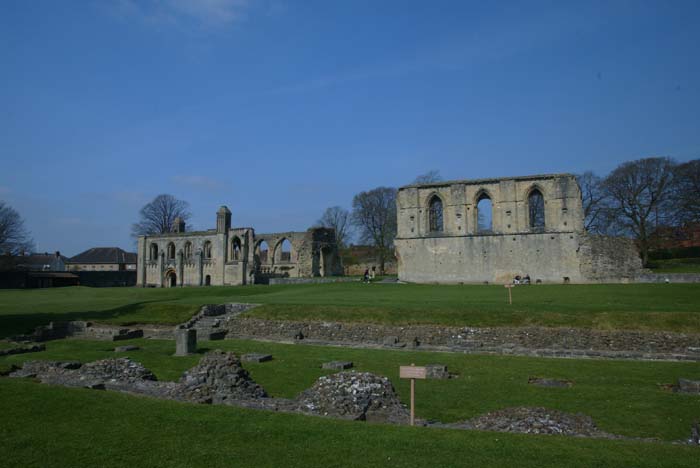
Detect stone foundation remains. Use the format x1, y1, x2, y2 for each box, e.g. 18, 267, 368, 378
9, 352, 696, 444
222, 315, 700, 362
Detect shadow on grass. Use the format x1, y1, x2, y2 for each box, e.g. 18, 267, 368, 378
0, 301, 191, 339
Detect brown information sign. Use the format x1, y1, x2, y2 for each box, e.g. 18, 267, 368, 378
400, 365, 427, 380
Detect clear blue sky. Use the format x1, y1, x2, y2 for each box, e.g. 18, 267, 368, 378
1, 0, 699, 256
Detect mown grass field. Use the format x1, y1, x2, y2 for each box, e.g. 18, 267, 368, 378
2, 283, 700, 467
2, 337, 700, 467
3, 377, 699, 468
2, 338, 700, 441
1, 282, 700, 338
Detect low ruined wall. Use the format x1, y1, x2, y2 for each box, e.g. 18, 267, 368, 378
268, 277, 358, 285
77, 271, 136, 288
224, 316, 700, 361
636, 273, 700, 283
344, 262, 397, 276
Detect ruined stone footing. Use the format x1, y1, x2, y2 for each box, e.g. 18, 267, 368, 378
223, 316, 700, 362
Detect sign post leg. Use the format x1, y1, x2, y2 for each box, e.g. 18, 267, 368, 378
410, 377, 415, 426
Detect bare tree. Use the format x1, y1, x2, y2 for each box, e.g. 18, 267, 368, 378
413, 170, 443, 184
0, 201, 34, 255
351, 187, 397, 274
576, 171, 612, 234
317, 206, 351, 248
601, 157, 676, 266
673, 159, 700, 225
131, 194, 191, 237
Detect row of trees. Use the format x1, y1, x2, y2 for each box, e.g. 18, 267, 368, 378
579, 158, 699, 265
316, 171, 444, 273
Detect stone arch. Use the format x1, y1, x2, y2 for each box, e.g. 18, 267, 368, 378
475, 189, 494, 233
427, 194, 444, 232
165, 269, 177, 288
166, 242, 176, 260
184, 241, 193, 259
149, 243, 159, 261
231, 236, 242, 261
274, 238, 292, 263
527, 186, 546, 231
255, 240, 270, 264
203, 241, 212, 259
204, 274, 211, 286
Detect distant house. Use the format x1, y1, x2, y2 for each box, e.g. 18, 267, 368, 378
651, 223, 700, 250
14, 252, 68, 271
67, 247, 137, 272
0, 252, 78, 289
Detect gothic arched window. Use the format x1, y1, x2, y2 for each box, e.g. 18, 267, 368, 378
476, 192, 493, 233
528, 188, 545, 230
428, 196, 444, 232
167, 242, 176, 259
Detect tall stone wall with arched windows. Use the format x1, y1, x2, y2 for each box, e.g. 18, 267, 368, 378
394, 173, 643, 283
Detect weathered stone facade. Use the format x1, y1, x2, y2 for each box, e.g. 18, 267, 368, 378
395, 173, 643, 283
136, 206, 342, 287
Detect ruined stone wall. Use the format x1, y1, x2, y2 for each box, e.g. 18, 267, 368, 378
395, 174, 644, 284
397, 173, 584, 239
578, 235, 643, 282
253, 228, 342, 279
136, 209, 342, 287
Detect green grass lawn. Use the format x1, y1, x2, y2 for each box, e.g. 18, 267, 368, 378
1, 338, 699, 467
1, 282, 700, 337
3, 378, 698, 468
648, 257, 700, 274
1, 338, 699, 441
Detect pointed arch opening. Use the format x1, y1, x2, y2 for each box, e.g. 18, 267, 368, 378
256, 240, 269, 263
275, 238, 292, 263
231, 236, 242, 261
149, 243, 159, 261
476, 192, 493, 233
184, 241, 193, 259
203, 241, 212, 259
167, 242, 176, 260
166, 270, 177, 288
428, 195, 444, 232
528, 188, 545, 231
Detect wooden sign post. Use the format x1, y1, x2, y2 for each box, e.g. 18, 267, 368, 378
399, 363, 427, 426
504, 284, 514, 304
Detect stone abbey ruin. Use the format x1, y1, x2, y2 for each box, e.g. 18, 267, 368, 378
136, 206, 343, 287
395, 173, 644, 284
137, 172, 648, 287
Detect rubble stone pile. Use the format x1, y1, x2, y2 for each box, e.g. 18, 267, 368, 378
297, 371, 409, 423
459, 407, 607, 437
10, 358, 156, 389
171, 350, 267, 404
